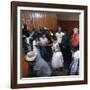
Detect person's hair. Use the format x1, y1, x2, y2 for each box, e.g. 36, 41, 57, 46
25, 31, 30, 37
64, 29, 69, 35
52, 36, 57, 40
34, 36, 40, 40
73, 28, 79, 33
23, 24, 27, 30
73, 45, 79, 52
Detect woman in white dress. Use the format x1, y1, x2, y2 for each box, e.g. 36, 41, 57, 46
70, 49, 80, 75
51, 37, 64, 70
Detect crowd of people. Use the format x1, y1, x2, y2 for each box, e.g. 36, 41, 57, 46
22, 24, 80, 77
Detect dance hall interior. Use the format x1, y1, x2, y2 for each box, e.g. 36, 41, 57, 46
21, 10, 80, 77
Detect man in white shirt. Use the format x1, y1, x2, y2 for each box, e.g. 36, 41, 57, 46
55, 27, 64, 44
40, 34, 48, 46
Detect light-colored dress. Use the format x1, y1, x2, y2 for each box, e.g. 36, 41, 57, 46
51, 42, 64, 69
33, 53, 52, 77
70, 50, 80, 75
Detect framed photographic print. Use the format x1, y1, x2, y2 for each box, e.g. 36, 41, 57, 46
11, 1, 88, 89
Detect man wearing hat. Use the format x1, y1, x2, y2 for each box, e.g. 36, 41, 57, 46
25, 51, 52, 77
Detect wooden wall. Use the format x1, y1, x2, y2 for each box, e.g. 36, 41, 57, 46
21, 11, 57, 32
57, 20, 79, 34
